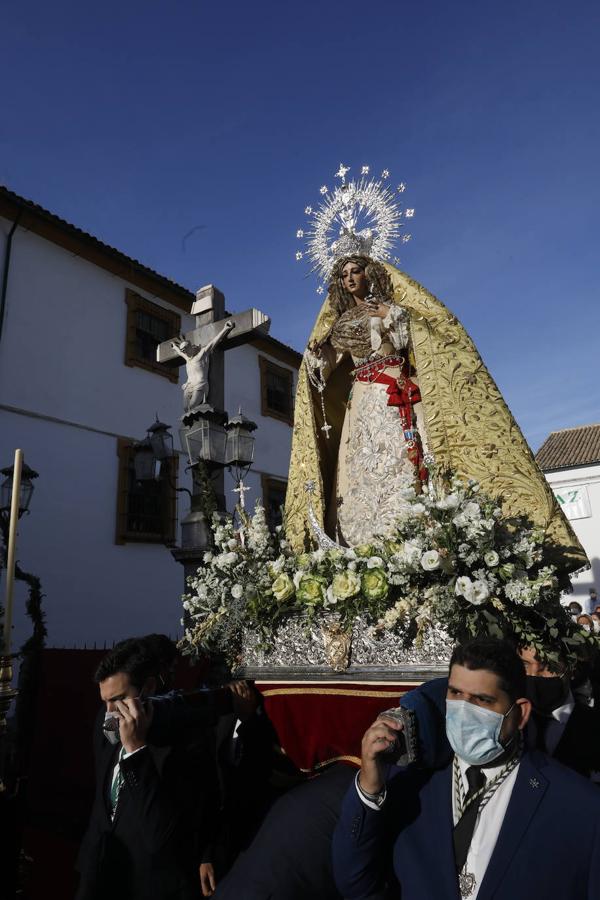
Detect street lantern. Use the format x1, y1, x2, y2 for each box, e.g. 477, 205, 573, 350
180, 402, 228, 466
0, 461, 39, 519
133, 419, 175, 481
225, 409, 257, 467
148, 418, 174, 462
132, 437, 158, 482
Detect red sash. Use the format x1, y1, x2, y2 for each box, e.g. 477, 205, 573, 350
354, 358, 428, 481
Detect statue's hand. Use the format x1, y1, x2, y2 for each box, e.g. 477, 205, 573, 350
365, 300, 390, 319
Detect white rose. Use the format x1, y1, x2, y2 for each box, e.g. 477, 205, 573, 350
421, 550, 441, 571
227, 539, 238, 550
472, 580, 490, 604
455, 575, 474, 602
436, 493, 460, 510
484, 551, 499, 567
367, 556, 384, 569
231, 584, 244, 599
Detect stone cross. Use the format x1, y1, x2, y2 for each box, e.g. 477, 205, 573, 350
156, 284, 270, 415
158, 285, 270, 583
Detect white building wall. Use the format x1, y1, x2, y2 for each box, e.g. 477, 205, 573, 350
0, 218, 193, 438
544, 464, 600, 610
0, 216, 192, 649
0, 214, 299, 651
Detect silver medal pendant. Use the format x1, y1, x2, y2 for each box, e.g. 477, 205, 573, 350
459, 869, 477, 897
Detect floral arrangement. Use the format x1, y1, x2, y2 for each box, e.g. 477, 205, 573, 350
179, 475, 597, 670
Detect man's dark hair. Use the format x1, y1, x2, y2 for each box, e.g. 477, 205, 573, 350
569, 601, 583, 614
450, 638, 527, 702
142, 634, 177, 669
94, 637, 160, 689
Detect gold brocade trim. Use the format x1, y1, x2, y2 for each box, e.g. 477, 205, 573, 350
260, 687, 407, 698
284, 263, 587, 573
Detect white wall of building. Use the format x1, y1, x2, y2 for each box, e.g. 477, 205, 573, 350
0, 217, 197, 649
544, 464, 600, 610
0, 215, 298, 651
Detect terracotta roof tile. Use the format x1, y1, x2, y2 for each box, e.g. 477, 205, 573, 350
535, 423, 600, 470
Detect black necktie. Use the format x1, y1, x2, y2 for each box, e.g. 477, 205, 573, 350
454, 766, 486, 873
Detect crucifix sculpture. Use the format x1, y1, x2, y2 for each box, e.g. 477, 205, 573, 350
157, 284, 270, 581
157, 284, 270, 415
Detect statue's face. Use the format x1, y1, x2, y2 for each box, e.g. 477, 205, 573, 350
341, 261, 369, 300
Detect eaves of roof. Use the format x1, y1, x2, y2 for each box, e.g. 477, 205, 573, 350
0, 185, 304, 363
0, 184, 195, 312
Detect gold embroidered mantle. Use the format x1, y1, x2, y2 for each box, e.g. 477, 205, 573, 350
284, 264, 587, 574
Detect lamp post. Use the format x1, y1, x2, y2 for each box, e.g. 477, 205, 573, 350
0, 456, 38, 731
0, 462, 38, 525
225, 410, 257, 512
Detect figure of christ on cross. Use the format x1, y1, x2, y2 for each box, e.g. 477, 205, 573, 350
170, 319, 235, 413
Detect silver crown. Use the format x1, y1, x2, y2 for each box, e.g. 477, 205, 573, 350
296, 165, 413, 292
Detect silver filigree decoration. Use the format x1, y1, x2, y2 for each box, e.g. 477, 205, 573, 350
304, 481, 346, 552
240, 614, 452, 673
297, 164, 413, 289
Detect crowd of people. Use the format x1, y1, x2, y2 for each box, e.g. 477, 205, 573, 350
75, 622, 600, 900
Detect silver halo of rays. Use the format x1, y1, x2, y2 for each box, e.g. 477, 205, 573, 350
296, 165, 414, 293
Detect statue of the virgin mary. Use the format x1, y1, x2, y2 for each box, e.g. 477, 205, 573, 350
284, 167, 586, 577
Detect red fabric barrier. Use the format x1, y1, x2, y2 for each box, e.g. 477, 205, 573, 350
257, 681, 421, 772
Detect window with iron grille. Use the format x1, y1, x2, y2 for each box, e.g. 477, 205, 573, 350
124, 289, 180, 382
262, 475, 288, 530
259, 356, 294, 425
115, 439, 178, 544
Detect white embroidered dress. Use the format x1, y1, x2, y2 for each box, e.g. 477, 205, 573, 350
325, 304, 428, 546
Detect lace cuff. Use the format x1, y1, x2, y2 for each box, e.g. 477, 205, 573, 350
382, 304, 410, 349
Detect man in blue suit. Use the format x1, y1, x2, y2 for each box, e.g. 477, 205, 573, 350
333, 638, 600, 900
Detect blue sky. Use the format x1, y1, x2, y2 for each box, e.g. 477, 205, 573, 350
2, 0, 600, 448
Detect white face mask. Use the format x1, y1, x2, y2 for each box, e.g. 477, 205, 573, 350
102, 688, 147, 744
102, 711, 121, 745
446, 699, 515, 766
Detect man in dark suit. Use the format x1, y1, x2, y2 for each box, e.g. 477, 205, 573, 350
519, 645, 600, 779
333, 638, 600, 900
76, 638, 207, 900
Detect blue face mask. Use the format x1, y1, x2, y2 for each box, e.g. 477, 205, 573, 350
445, 699, 515, 766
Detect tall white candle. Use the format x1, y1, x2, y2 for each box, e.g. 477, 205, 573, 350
3, 449, 23, 656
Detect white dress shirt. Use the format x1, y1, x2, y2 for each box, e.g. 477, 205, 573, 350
356, 754, 521, 899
